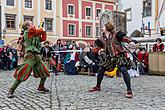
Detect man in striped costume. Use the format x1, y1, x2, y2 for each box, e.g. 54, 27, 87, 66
7, 21, 50, 98
89, 21, 133, 98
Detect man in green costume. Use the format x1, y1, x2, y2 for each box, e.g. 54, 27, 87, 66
7, 20, 50, 98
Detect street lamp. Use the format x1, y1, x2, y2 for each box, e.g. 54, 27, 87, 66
3, 28, 6, 39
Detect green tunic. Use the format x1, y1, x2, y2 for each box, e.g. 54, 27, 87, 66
24, 30, 41, 53
13, 30, 50, 81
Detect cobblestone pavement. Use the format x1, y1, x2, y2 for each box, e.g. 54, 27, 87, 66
0, 71, 165, 110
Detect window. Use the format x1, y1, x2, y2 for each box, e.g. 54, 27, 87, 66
45, 18, 53, 31
25, 0, 32, 8
125, 8, 132, 21
105, 9, 109, 12
96, 27, 100, 36
24, 16, 34, 22
160, 28, 165, 36
6, 0, 14, 6
86, 26, 92, 36
6, 14, 16, 29
68, 24, 75, 36
96, 9, 101, 17
86, 7, 91, 16
45, 0, 52, 10
143, 0, 152, 17
68, 5, 74, 15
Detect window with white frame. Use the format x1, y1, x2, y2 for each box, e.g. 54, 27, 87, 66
24, 15, 34, 22
6, 0, 14, 6
68, 24, 75, 36
45, 18, 53, 31
96, 9, 101, 17
25, 0, 32, 8
143, 0, 152, 17
45, 0, 52, 10
6, 14, 16, 29
86, 26, 92, 36
68, 5, 74, 15
125, 8, 132, 21
96, 27, 100, 36
86, 7, 92, 16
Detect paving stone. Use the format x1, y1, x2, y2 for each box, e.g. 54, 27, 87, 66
1, 71, 165, 110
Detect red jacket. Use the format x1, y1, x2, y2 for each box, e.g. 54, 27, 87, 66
75, 52, 80, 62
138, 51, 149, 67
152, 43, 164, 52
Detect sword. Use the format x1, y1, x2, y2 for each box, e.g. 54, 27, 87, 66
121, 44, 146, 68
108, 40, 146, 68
51, 50, 83, 53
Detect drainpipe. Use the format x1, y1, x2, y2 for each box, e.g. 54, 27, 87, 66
155, 0, 159, 31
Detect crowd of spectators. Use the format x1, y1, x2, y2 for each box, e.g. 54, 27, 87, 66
43, 39, 149, 77
1, 38, 164, 78
0, 44, 18, 71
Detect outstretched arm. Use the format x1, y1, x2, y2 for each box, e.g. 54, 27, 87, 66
28, 27, 47, 42
116, 31, 131, 43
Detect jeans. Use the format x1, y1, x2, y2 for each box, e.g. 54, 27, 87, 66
96, 66, 132, 91
138, 64, 145, 75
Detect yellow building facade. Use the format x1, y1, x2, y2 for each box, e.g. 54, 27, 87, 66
0, 0, 58, 44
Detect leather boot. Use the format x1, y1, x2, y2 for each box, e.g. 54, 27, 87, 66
37, 85, 49, 92
89, 86, 101, 92
125, 90, 133, 98
7, 88, 14, 98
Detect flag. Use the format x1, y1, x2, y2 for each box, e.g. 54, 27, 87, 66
39, 19, 44, 28
40, 22, 43, 28
19, 18, 22, 29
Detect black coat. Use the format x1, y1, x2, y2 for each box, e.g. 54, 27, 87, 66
41, 46, 54, 58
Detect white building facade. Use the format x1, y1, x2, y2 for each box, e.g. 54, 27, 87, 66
120, 0, 165, 38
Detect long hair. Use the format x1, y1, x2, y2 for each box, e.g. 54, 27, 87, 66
105, 21, 114, 33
